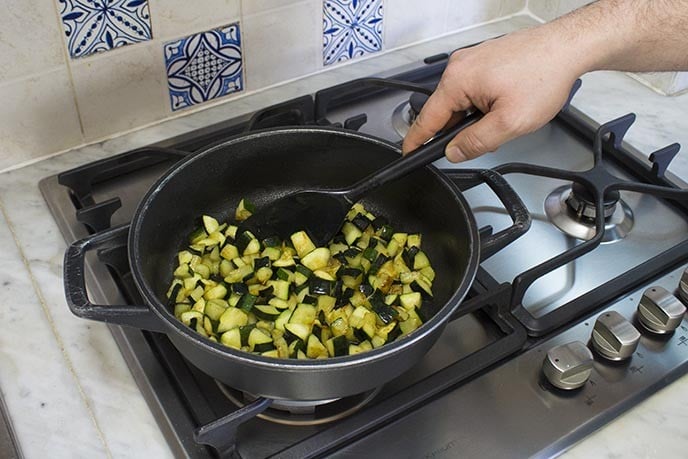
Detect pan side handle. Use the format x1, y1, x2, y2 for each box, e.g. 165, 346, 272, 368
446, 169, 531, 262
63, 224, 166, 333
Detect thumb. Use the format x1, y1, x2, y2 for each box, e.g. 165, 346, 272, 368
444, 111, 518, 162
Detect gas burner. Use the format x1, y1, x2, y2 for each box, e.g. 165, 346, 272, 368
216, 381, 381, 426
544, 185, 634, 243
566, 182, 619, 219
391, 92, 429, 137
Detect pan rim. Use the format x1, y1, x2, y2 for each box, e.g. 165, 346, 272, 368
129, 126, 480, 370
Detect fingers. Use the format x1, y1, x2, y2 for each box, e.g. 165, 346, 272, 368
401, 85, 470, 154
444, 110, 520, 162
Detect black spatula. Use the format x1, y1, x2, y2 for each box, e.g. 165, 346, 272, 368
238, 111, 482, 246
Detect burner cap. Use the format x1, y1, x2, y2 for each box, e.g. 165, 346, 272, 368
216, 381, 381, 426
566, 182, 620, 220
545, 185, 633, 243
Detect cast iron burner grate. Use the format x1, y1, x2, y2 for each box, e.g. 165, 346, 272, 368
216, 383, 382, 426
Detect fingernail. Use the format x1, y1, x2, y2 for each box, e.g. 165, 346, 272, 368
446, 145, 466, 162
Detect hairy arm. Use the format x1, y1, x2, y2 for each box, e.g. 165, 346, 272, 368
402, 0, 688, 162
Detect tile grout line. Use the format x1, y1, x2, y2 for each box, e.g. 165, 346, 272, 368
48, 0, 87, 138
0, 199, 113, 459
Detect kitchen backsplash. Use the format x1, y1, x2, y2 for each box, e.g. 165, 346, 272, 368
1, 0, 532, 171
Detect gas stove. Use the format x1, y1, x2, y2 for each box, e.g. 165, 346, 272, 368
41, 49, 688, 458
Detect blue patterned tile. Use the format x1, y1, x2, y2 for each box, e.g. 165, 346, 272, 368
58, 0, 152, 59
323, 0, 384, 66
164, 24, 243, 111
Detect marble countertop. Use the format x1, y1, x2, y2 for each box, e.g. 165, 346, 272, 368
1, 15, 688, 459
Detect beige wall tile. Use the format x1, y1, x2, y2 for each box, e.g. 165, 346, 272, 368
385, 0, 449, 49
0, 0, 67, 83
148, 0, 241, 40
241, 0, 300, 15
527, 0, 593, 22
242, 0, 322, 90
70, 41, 169, 141
0, 69, 82, 171
445, 0, 526, 31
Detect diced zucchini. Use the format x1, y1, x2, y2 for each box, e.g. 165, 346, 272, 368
420, 266, 435, 282
350, 213, 371, 231
180, 310, 203, 327
306, 334, 328, 359
189, 285, 205, 302
399, 292, 422, 310
407, 234, 422, 248
317, 295, 336, 315
255, 267, 273, 283
410, 278, 433, 298
217, 307, 249, 333
225, 225, 238, 239
301, 247, 331, 271
272, 247, 297, 267
236, 293, 257, 313
248, 327, 274, 352
202, 215, 220, 234
290, 231, 316, 258
276, 268, 294, 282
371, 335, 387, 348
267, 279, 290, 300
235, 198, 255, 222
169, 199, 433, 359
174, 263, 192, 279
204, 283, 227, 300
224, 265, 254, 283
261, 246, 281, 261
205, 299, 228, 321
313, 270, 335, 281
220, 328, 241, 349
178, 251, 193, 265
413, 251, 431, 270
341, 222, 363, 245
261, 349, 280, 358
284, 323, 311, 342
309, 277, 334, 295
188, 227, 208, 245
399, 309, 422, 335
253, 305, 282, 321
174, 303, 191, 318
268, 297, 290, 309
274, 309, 292, 331
329, 242, 349, 255
327, 335, 349, 357
243, 238, 261, 256
262, 236, 281, 247
290, 304, 317, 326
219, 259, 233, 278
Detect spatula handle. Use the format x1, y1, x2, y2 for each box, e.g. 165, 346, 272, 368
345, 111, 483, 203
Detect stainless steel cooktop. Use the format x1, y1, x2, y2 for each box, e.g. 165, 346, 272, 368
41, 53, 688, 458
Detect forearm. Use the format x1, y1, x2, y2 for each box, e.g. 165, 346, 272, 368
402, 0, 688, 161
547, 0, 688, 74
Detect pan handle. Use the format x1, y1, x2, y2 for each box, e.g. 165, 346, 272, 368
63, 224, 166, 333
445, 169, 531, 261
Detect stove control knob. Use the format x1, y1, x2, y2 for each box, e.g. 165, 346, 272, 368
543, 341, 593, 390
637, 286, 686, 334
680, 267, 688, 304
591, 311, 640, 361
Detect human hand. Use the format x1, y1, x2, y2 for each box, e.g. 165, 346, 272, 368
402, 27, 586, 162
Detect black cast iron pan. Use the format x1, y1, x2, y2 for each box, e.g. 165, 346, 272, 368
63, 126, 530, 400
